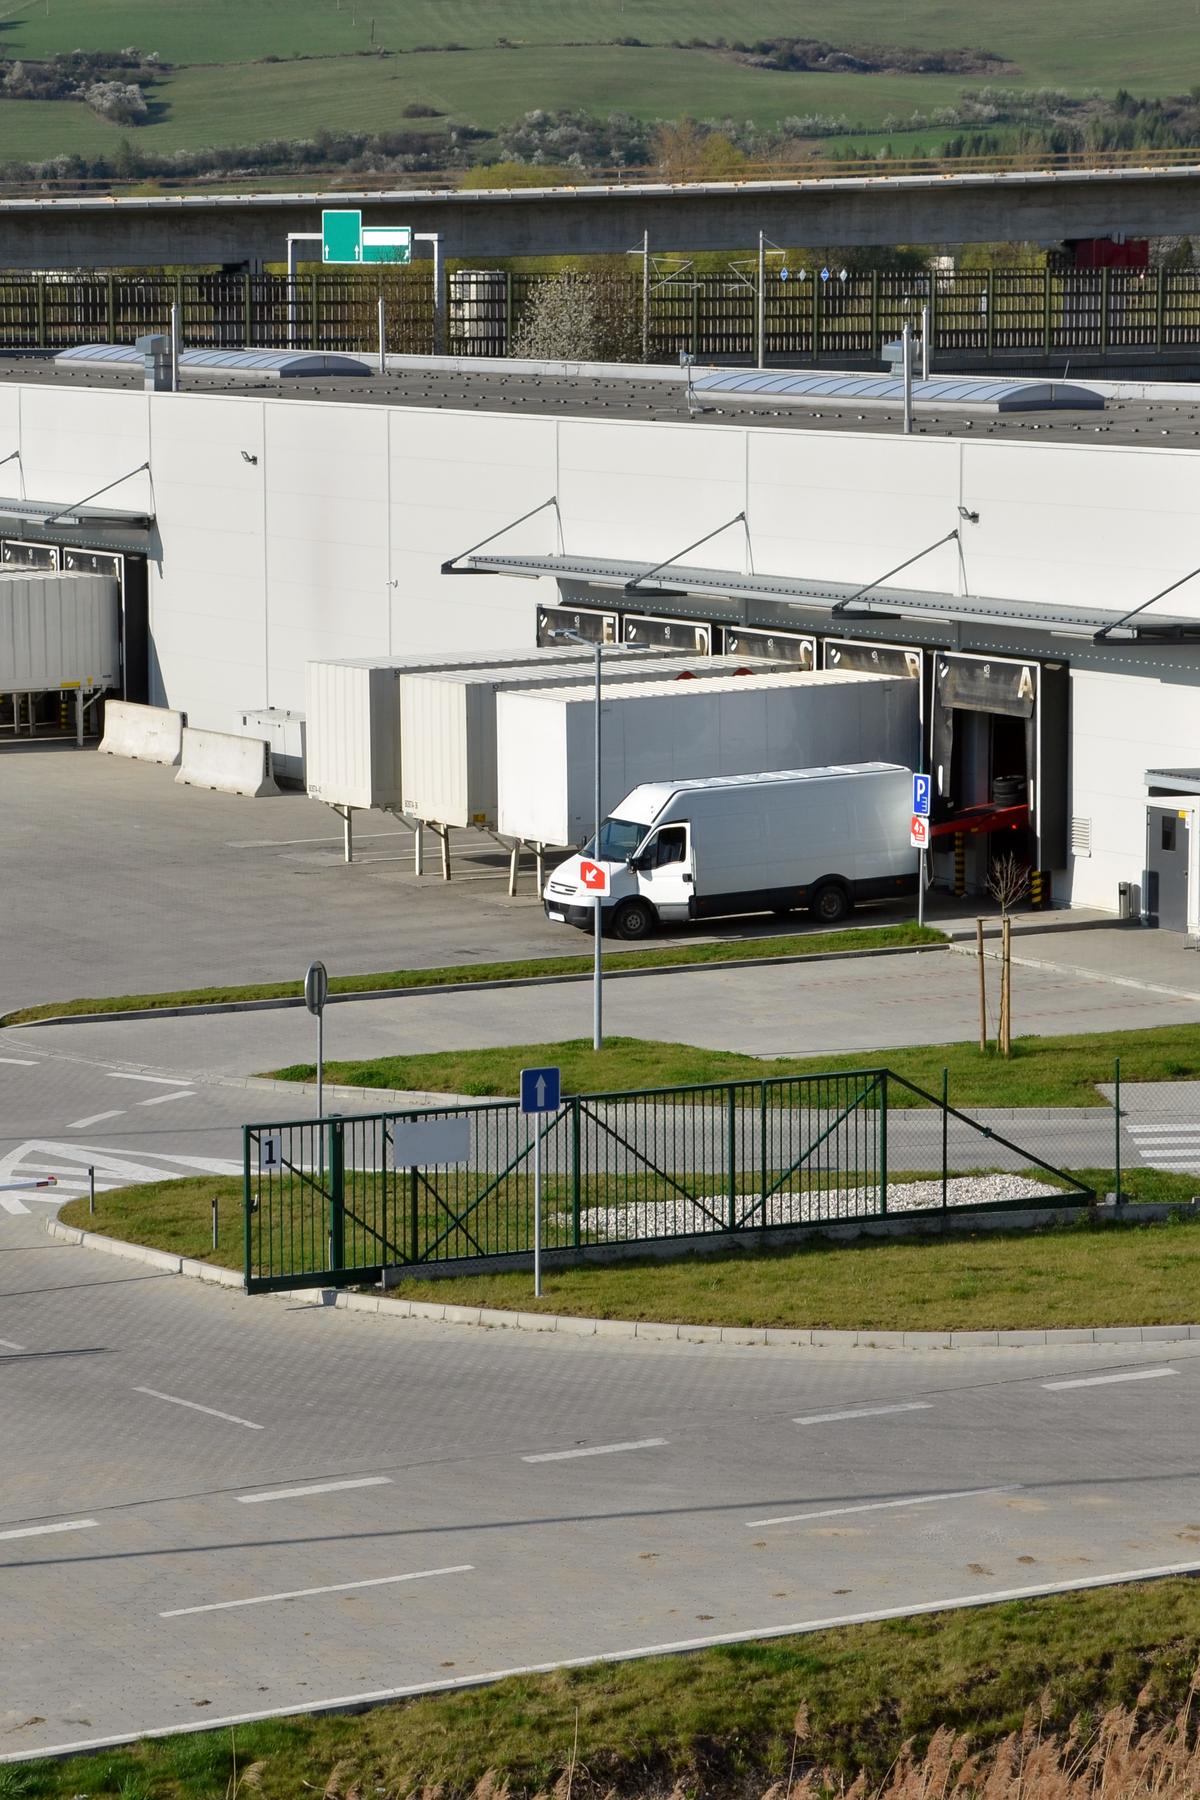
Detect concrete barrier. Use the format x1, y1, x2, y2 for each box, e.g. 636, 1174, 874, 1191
98, 700, 185, 765
175, 727, 280, 799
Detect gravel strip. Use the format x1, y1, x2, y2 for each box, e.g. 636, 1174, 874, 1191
560, 1173, 1057, 1239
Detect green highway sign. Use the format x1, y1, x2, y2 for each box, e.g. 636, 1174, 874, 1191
322, 208, 363, 264
363, 225, 412, 265
322, 210, 412, 265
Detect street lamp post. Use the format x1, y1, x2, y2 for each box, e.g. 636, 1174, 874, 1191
551, 628, 604, 1051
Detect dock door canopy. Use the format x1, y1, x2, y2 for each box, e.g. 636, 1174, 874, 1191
932, 653, 1068, 869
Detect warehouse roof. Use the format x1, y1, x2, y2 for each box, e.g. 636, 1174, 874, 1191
5, 352, 1200, 444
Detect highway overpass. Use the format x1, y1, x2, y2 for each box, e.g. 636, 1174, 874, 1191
3, 160, 1200, 268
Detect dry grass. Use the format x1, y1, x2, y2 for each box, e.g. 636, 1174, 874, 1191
781, 1678, 1200, 1795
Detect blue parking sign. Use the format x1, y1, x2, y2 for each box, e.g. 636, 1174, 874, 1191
912, 773, 931, 817
520, 1066, 561, 1114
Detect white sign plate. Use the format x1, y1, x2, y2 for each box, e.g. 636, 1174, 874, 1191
389, 1117, 471, 1169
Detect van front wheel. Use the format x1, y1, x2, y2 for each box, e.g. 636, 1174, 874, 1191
810, 882, 851, 926
613, 899, 656, 941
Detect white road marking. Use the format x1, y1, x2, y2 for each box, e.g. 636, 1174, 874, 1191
137, 1091, 195, 1108
795, 1402, 933, 1426
0, 1337, 26, 1350
0, 1142, 242, 1195
0, 1057, 38, 1066
522, 1437, 668, 1463
237, 1476, 393, 1505
0, 1519, 97, 1541
747, 1485, 1017, 1528
29, 1559, 1200, 1765
1043, 1367, 1178, 1391
133, 1386, 264, 1430
0, 1195, 30, 1215
107, 1073, 194, 1088
67, 1111, 125, 1130
159, 1564, 473, 1617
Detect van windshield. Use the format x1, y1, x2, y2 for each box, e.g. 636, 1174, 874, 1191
583, 817, 645, 862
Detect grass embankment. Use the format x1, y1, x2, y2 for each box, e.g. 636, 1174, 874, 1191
273, 1020, 1200, 1108
60, 1180, 1200, 1328
0, 921, 939, 1028
10, 1580, 1200, 1798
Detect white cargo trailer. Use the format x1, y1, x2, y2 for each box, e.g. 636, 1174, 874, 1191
544, 762, 917, 938
304, 645, 652, 811
399, 655, 787, 832
0, 571, 119, 695
499, 668, 918, 848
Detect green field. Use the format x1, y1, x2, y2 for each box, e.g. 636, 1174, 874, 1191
0, 0, 1196, 168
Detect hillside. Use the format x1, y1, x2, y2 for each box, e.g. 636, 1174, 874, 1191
0, 0, 1197, 176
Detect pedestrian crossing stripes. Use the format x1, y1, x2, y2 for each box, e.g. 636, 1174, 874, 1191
1127, 1121, 1200, 1174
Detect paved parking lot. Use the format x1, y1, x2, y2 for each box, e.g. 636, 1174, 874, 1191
1, 742, 932, 1016
4, 1206, 1200, 1763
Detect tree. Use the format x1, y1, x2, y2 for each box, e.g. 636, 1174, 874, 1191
652, 119, 748, 182
509, 270, 638, 362
986, 851, 1030, 1056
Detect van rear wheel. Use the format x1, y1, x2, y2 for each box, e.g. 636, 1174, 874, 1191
810, 882, 851, 926
613, 899, 656, 941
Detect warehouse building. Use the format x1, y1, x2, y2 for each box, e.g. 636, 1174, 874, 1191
1, 351, 1199, 928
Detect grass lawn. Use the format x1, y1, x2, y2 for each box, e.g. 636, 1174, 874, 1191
0, 921, 939, 1027
3, 0, 1195, 91
271, 1019, 1200, 1108
60, 1177, 1200, 1328
9, 1578, 1200, 1797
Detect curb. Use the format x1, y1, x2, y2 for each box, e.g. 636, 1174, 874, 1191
41, 1215, 1200, 1350
6, 940, 947, 1031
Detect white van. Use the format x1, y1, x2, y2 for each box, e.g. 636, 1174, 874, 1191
543, 763, 917, 939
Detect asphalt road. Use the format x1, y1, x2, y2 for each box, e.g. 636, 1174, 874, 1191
3, 1205, 1200, 1763
0, 1030, 1156, 1214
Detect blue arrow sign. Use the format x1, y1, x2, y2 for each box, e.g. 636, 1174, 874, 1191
779, 266, 790, 282
520, 1065, 561, 1114
912, 773, 932, 817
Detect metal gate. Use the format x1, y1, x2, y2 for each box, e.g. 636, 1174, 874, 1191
243, 1072, 1093, 1294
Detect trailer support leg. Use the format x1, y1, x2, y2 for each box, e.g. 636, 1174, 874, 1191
536, 842, 545, 893
414, 822, 424, 876
75, 688, 83, 748
508, 842, 520, 897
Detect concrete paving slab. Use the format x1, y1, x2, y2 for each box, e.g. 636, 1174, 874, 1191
16, 941, 1200, 1076
5, 1206, 1200, 1762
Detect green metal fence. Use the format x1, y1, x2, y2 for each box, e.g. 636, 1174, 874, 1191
6, 267, 1200, 363
243, 1069, 1093, 1294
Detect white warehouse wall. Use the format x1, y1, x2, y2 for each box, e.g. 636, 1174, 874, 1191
1068, 651, 1200, 913
4, 379, 1200, 913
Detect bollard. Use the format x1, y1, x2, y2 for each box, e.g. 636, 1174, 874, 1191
212, 1193, 219, 1251
88, 1165, 95, 1215
953, 832, 966, 897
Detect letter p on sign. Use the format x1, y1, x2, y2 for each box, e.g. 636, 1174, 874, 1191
579, 858, 610, 896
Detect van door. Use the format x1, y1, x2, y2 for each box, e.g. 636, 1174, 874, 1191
636, 824, 693, 921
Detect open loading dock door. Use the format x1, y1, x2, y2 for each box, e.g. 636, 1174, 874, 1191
0, 494, 153, 704
931, 652, 1068, 884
